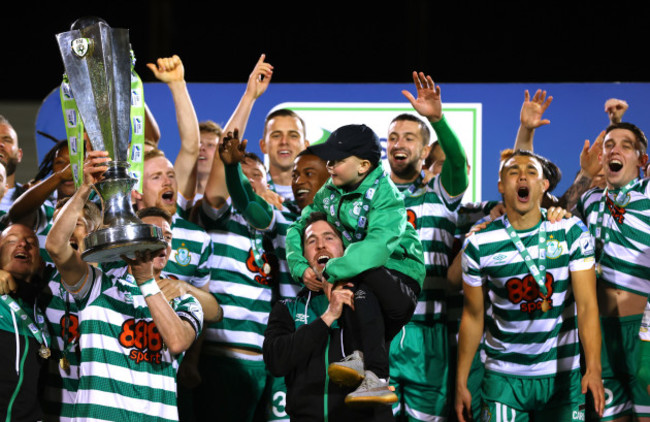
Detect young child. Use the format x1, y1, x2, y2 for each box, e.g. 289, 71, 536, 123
286, 124, 425, 405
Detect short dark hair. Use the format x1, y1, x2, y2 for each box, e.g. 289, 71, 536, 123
501, 149, 562, 193
302, 211, 342, 243
263, 109, 306, 139
243, 152, 266, 170
605, 122, 648, 155
137, 207, 173, 225
390, 113, 431, 146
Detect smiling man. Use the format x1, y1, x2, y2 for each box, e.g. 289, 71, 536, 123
260, 109, 309, 201
457, 150, 604, 422
291, 150, 329, 212
0, 115, 25, 214
576, 122, 650, 421
0, 223, 47, 422
263, 211, 393, 422
46, 162, 204, 421
384, 72, 468, 421
132, 149, 214, 308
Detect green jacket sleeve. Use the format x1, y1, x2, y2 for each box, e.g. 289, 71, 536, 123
224, 163, 274, 230
286, 202, 316, 282
434, 115, 468, 197
323, 183, 406, 283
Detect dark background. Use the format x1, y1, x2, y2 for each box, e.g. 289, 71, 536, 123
3, 1, 650, 101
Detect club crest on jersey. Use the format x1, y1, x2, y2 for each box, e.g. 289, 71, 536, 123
615, 192, 631, 207
546, 237, 563, 259
175, 246, 191, 266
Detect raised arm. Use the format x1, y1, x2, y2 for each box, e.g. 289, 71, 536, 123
604, 98, 629, 125
123, 250, 199, 355
144, 102, 161, 148
219, 130, 274, 229
9, 162, 72, 228
45, 151, 109, 289
513, 89, 553, 152
146, 55, 200, 201
221, 54, 273, 138
402, 71, 467, 196
554, 131, 605, 211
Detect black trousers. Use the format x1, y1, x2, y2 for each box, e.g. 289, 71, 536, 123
341, 267, 420, 379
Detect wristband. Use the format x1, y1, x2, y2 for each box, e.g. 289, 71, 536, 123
139, 278, 161, 298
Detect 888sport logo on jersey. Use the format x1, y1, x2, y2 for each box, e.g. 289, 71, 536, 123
119, 318, 164, 364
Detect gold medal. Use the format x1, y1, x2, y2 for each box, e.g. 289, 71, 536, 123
39, 345, 51, 359
60, 356, 70, 371
541, 297, 551, 313
596, 263, 602, 277
263, 263, 271, 275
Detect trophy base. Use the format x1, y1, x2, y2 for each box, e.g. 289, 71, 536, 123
82, 223, 166, 263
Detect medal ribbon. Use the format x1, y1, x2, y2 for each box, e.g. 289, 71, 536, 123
404, 170, 425, 196
595, 179, 636, 248
59, 49, 146, 193
60, 290, 78, 358
328, 171, 385, 243
503, 212, 549, 296
248, 227, 268, 273
1, 295, 51, 350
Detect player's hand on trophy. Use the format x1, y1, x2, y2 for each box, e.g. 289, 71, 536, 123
82, 150, 111, 186
146, 54, 185, 84
218, 129, 247, 166
122, 249, 159, 285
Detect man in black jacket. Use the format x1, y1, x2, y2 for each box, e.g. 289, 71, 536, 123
263, 212, 394, 421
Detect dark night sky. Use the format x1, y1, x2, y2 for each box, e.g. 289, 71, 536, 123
3, 2, 650, 101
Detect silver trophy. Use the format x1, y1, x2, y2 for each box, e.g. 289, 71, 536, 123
56, 18, 166, 263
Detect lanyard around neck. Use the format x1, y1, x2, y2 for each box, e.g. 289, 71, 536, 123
503, 212, 548, 296
328, 171, 385, 242
1, 294, 51, 358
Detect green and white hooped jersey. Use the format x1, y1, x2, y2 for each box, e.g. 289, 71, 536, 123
395, 174, 463, 323
71, 266, 203, 422
41, 268, 81, 421
166, 211, 212, 289
577, 179, 650, 297
462, 214, 595, 377
198, 199, 274, 352
269, 201, 301, 300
